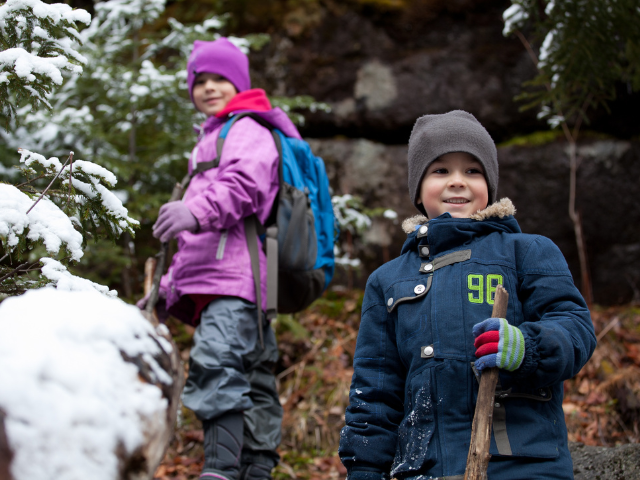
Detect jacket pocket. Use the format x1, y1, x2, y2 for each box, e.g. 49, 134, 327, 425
391, 365, 438, 478
490, 397, 560, 459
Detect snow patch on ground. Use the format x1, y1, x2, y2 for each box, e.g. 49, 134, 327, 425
0, 288, 171, 480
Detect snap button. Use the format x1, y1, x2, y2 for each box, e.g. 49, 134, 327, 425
423, 346, 433, 356
421, 246, 430, 256
423, 264, 433, 272
495, 403, 501, 408
387, 297, 393, 306
419, 225, 428, 235
414, 284, 426, 295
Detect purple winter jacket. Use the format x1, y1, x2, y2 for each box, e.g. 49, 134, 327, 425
161, 107, 302, 323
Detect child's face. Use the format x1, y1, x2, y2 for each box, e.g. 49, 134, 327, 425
192, 73, 238, 116
418, 152, 489, 219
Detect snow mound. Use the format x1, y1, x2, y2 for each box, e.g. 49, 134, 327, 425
0, 288, 173, 480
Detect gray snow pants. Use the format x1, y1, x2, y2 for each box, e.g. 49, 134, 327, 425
182, 296, 283, 454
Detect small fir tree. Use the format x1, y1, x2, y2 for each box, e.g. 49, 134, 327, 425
0, 0, 138, 298
0, 0, 90, 123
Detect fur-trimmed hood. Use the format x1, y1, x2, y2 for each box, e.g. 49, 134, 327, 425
401, 198, 516, 234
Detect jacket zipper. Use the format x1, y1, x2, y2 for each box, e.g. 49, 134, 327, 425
216, 230, 228, 260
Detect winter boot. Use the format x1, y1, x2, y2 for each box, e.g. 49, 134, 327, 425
239, 452, 278, 480
200, 412, 244, 480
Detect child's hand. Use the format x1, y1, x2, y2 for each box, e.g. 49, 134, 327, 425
473, 318, 525, 373
153, 201, 199, 242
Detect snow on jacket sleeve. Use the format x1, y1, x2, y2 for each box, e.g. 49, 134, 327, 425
184, 117, 279, 231
507, 235, 596, 388
339, 271, 405, 480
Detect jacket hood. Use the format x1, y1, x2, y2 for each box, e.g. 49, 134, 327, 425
400, 198, 520, 256
200, 89, 302, 139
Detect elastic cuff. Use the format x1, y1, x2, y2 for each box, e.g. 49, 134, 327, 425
184, 198, 214, 231
511, 331, 539, 378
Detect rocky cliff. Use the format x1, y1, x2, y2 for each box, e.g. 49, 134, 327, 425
234, 0, 640, 304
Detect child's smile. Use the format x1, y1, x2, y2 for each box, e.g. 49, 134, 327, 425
418, 152, 489, 219
192, 72, 237, 116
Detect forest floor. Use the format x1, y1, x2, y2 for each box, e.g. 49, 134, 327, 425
153, 289, 640, 480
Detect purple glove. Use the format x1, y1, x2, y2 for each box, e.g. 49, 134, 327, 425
153, 201, 199, 242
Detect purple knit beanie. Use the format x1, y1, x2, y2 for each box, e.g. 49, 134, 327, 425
186, 38, 251, 102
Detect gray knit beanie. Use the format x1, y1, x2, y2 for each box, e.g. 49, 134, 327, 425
407, 110, 498, 216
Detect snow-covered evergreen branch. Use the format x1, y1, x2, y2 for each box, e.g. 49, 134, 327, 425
0, 0, 90, 121
502, 0, 640, 127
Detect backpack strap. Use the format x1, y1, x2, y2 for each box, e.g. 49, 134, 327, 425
264, 225, 278, 320
244, 215, 265, 350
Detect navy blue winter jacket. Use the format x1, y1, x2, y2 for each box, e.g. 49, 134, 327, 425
339, 199, 596, 480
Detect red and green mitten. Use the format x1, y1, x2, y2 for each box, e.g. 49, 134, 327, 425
473, 318, 525, 373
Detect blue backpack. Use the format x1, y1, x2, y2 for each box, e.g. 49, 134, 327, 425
213, 113, 335, 325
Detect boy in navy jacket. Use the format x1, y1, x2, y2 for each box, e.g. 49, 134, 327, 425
339, 110, 596, 480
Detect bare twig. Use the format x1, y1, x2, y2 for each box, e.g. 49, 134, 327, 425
66, 151, 74, 209
0, 262, 31, 284
614, 413, 638, 444
277, 333, 328, 381
596, 316, 620, 342
15, 173, 46, 188
514, 30, 540, 66
24, 150, 73, 215
572, 94, 593, 141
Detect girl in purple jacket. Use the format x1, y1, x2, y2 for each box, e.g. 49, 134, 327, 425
146, 38, 302, 480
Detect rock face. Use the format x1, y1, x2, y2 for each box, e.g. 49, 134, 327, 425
570, 442, 640, 480
249, 0, 639, 142
242, 0, 640, 304
312, 137, 640, 304
251, 0, 542, 143
500, 140, 640, 305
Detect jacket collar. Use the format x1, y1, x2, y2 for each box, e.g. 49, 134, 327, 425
198, 89, 272, 134
400, 198, 520, 256
214, 88, 272, 118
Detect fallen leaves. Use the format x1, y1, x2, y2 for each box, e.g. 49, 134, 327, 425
564, 305, 640, 446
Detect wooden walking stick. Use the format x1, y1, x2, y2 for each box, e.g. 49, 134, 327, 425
144, 179, 187, 325
464, 284, 509, 480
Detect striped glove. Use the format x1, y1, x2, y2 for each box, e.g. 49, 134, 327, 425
473, 318, 525, 373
